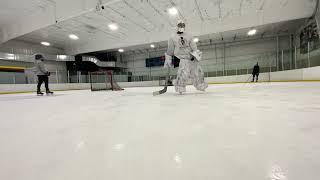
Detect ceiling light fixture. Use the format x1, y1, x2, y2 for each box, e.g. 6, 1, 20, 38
69, 34, 79, 40
41, 42, 50, 46
58, 55, 67, 60
248, 29, 257, 36
168, 7, 178, 16
150, 44, 155, 48
118, 49, 124, 53
108, 23, 119, 31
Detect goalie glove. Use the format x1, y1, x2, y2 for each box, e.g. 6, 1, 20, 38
190, 50, 203, 61
163, 53, 172, 68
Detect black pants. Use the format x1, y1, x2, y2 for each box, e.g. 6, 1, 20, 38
37, 75, 49, 92
252, 73, 259, 82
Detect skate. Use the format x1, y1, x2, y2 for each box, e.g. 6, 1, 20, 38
46, 90, 54, 95
37, 91, 44, 96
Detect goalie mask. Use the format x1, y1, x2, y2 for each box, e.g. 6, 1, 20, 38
177, 21, 185, 34
35, 54, 44, 61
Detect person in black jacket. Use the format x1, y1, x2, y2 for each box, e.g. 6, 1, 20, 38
252, 62, 260, 82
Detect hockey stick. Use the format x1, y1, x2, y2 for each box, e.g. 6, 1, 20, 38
245, 75, 252, 83
153, 68, 170, 96
242, 74, 253, 87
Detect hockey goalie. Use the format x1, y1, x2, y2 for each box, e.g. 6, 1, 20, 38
164, 20, 208, 94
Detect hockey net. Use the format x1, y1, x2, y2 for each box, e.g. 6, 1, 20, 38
89, 71, 123, 91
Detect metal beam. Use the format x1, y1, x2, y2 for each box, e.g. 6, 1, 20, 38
106, 6, 151, 32
122, 0, 156, 30
194, 0, 204, 21
147, 0, 174, 27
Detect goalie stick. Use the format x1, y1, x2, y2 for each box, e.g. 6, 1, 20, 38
153, 68, 170, 96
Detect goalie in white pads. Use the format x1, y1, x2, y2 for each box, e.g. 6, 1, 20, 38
164, 20, 208, 94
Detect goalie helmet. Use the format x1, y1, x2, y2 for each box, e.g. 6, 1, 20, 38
177, 20, 186, 33
35, 54, 45, 61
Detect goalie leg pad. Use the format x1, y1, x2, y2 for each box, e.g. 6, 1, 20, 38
190, 61, 208, 91
174, 59, 189, 93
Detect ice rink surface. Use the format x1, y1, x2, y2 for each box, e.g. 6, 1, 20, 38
0, 82, 320, 180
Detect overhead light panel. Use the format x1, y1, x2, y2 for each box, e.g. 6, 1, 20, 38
69, 34, 79, 40
193, 38, 199, 43
150, 44, 155, 48
41, 42, 50, 46
118, 49, 124, 53
58, 55, 67, 60
108, 23, 118, 31
248, 29, 257, 36
168, 7, 178, 16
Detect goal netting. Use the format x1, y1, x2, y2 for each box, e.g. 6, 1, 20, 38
89, 71, 123, 91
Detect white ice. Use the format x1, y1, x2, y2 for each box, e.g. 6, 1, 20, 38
0, 82, 320, 180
